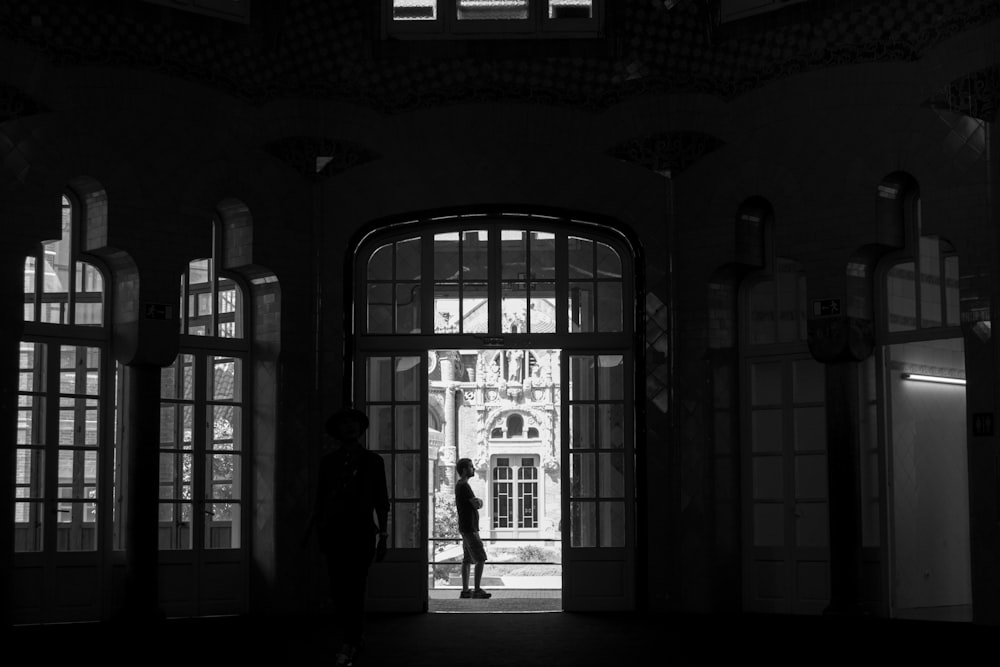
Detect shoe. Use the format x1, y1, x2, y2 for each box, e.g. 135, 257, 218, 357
335, 643, 358, 666
459, 589, 472, 598
472, 588, 492, 599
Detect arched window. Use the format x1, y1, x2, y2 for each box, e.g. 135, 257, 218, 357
746, 258, 807, 345
362, 225, 625, 336
16, 193, 110, 558
160, 219, 249, 552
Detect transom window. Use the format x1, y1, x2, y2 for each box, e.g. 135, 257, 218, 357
885, 236, 959, 332
361, 220, 626, 336
386, 0, 602, 38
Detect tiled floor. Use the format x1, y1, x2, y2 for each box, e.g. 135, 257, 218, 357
428, 587, 562, 612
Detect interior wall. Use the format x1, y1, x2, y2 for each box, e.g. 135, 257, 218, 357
886, 339, 972, 614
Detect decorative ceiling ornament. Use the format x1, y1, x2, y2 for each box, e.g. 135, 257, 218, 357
262, 136, 381, 180
607, 130, 725, 175
0, 83, 46, 124
924, 64, 1000, 123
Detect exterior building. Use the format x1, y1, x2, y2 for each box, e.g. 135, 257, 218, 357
3, 0, 1000, 629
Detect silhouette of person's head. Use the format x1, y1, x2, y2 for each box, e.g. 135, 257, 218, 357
325, 408, 370, 443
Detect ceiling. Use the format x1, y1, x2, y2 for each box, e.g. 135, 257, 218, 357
0, 0, 997, 113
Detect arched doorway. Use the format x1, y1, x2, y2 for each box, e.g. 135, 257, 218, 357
348, 213, 640, 612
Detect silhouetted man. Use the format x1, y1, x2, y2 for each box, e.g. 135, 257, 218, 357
455, 457, 491, 599
305, 407, 389, 666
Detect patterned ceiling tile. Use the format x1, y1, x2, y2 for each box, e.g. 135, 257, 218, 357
0, 0, 996, 112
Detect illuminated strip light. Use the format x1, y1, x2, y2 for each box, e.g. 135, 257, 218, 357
901, 373, 966, 386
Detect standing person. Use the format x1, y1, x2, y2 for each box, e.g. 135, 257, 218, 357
304, 407, 390, 667
455, 457, 492, 599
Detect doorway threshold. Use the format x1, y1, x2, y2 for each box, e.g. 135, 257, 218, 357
428, 589, 562, 613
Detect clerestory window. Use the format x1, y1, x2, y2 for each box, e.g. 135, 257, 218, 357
386, 0, 602, 38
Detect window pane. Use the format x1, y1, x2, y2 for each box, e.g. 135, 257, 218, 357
597, 404, 624, 448
74, 261, 104, 326
568, 282, 594, 332
570, 355, 595, 400
209, 356, 241, 401
530, 231, 556, 279
570, 501, 596, 547
598, 453, 623, 497
394, 454, 420, 499
23, 256, 37, 322
887, 262, 916, 332
206, 502, 240, 549
395, 283, 421, 334
597, 355, 623, 400
392, 501, 421, 548
549, 0, 592, 19
434, 283, 460, 333
570, 404, 595, 449
501, 230, 527, 280
367, 283, 393, 333
396, 238, 421, 280
367, 243, 393, 280
749, 280, 776, 344
754, 503, 783, 547
434, 233, 460, 281
211, 405, 240, 451
367, 357, 394, 402
529, 282, 556, 332
463, 283, 489, 333
596, 282, 622, 332
158, 502, 192, 550
599, 501, 625, 547
396, 356, 421, 400
919, 237, 942, 328
393, 0, 436, 20
14, 498, 43, 552
945, 255, 960, 326
570, 453, 596, 497
395, 405, 420, 450
568, 237, 593, 279
753, 455, 782, 499
502, 284, 527, 333
464, 230, 489, 280
458, 0, 529, 20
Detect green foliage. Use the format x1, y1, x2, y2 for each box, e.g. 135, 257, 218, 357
433, 495, 459, 538
515, 544, 549, 562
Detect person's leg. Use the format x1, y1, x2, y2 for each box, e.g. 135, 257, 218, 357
474, 561, 484, 589
460, 533, 473, 596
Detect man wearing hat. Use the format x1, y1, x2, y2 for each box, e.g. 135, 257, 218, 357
305, 407, 390, 666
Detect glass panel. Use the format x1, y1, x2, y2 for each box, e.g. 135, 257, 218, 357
367, 357, 393, 402
597, 355, 623, 400
463, 283, 489, 333
887, 262, 916, 332
74, 261, 104, 326
395, 283, 421, 334
595, 242, 621, 279
395, 238, 421, 281
502, 283, 527, 333
434, 233, 460, 281
209, 356, 241, 401
393, 0, 436, 20
596, 282, 622, 332
795, 454, 828, 498
751, 409, 782, 453
749, 280, 776, 344
23, 256, 36, 322
750, 362, 782, 405
158, 502, 192, 550
568, 282, 594, 332
792, 359, 824, 404
368, 243, 393, 280
395, 405, 420, 450
396, 356, 421, 400
549, 0, 593, 19
217, 278, 242, 339
753, 503, 784, 547
795, 502, 829, 547
159, 404, 194, 449
367, 283, 393, 334
434, 283, 460, 333
529, 282, 556, 332
17, 397, 43, 445
530, 231, 556, 280
211, 406, 240, 451
41, 208, 72, 324
206, 502, 240, 549
598, 453, 624, 497
776, 264, 800, 343
570, 404, 595, 449
599, 502, 625, 547
752, 455, 782, 499
597, 404, 624, 448
570, 355, 595, 400
394, 454, 420, 499
464, 230, 489, 280
14, 499, 43, 552
570, 501, 596, 547
945, 255, 960, 326
161, 354, 194, 400
568, 237, 593, 279
793, 407, 825, 451
368, 405, 393, 450
919, 236, 942, 328
393, 501, 421, 548
501, 230, 527, 279
457, 0, 529, 20
159, 452, 193, 499
570, 453, 596, 497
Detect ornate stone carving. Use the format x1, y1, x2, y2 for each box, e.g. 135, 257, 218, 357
925, 65, 1000, 123
607, 131, 725, 175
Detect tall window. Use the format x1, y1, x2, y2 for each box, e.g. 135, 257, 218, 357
161, 221, 248, 550
386, 0, 602, 38
492, 456, 538, 529
16, 195, 109, 554
885, 236, 960, 332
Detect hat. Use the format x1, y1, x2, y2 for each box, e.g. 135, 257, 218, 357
325, 407, 370, 436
